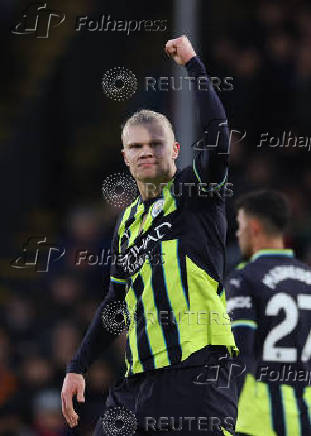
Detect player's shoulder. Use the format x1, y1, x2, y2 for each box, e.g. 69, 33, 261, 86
225, 260, 251, 290
227, 259, 250, 278
249, 252, 311, 275
290, 256, 311, 272
233, 253, 311, 289
226, 258, 265, 293
225, 262, 257, 313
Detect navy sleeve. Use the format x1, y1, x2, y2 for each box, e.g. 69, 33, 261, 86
66, 215, 127, 375
185, 56, 230, 188
225, 268, 259, 392
225, 269, 258, 375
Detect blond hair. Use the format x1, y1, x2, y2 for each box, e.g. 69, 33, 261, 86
121, 109, 175, 143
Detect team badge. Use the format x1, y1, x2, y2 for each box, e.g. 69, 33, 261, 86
152, 199, 164, 217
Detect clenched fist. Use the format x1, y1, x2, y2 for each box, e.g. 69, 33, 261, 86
165, 35, 197, 65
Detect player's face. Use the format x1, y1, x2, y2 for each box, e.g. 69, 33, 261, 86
122, 122, 179, 183
236, 209, 253, 258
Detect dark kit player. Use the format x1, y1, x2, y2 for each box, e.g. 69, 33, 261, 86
61, 36, 238, 435
226, 190, 311, 436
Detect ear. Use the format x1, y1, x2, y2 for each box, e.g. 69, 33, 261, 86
172, 142, 180, 160
250, 217, 262, 236
121, 149, 129, 167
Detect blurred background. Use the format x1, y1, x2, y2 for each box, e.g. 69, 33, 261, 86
1, 0, 311, 434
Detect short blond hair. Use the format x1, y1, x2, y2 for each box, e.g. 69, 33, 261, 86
121, 109, 175, 143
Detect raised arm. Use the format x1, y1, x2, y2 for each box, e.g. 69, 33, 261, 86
165, 35, 230, 188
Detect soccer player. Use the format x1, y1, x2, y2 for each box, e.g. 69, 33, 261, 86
226, 190, 311, 436
61, 35, 238, 436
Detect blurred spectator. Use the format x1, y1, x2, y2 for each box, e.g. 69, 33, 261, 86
32, 389, 65, 436
0, 329, 17, 407
51, 322, 81, 373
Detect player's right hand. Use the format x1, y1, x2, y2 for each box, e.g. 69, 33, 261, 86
61, 373, 85, 428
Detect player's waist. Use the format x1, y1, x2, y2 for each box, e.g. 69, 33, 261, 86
125, 344, 238, 377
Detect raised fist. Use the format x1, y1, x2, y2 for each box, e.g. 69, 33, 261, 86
165, 35, 197, 65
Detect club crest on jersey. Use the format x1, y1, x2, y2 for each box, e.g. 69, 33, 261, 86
152, 199, 164, 218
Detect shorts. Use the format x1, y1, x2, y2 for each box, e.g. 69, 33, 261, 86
93, 350, 238, 435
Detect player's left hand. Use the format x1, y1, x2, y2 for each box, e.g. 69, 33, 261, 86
165, 35, 197, 65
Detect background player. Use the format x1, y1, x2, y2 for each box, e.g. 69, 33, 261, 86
61, 35, 238, 435
226, 190, 311, 436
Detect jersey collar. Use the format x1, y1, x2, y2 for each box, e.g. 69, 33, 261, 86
251, 249, 294, 262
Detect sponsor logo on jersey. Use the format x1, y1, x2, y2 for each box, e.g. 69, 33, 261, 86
120, 221, 172, 275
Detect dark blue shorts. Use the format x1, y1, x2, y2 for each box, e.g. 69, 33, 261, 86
93, 350, 238, 435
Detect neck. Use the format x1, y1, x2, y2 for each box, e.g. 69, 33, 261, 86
137, 168, 176, 201
252, 235, 284, 256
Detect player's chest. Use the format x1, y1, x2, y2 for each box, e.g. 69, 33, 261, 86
118, 197, 179, 275
120, 199, 174, 250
